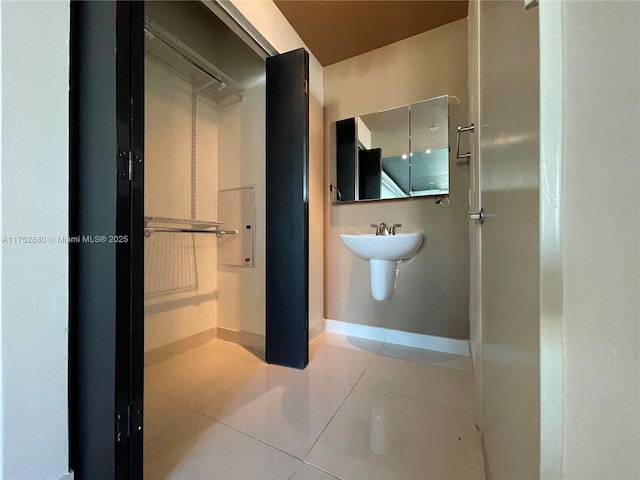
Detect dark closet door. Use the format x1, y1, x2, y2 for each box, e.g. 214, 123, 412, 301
70, 2, 144, 478
265, 48, 310, 369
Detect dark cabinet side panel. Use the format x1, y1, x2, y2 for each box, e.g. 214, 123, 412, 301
265, 48, 309, 369
70, 2, 119, 477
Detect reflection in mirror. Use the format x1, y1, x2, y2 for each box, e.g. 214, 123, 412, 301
359, 107, 409, 200
410, 96, 449, 195
331, 95, 450, 203
335, 117, 357, 201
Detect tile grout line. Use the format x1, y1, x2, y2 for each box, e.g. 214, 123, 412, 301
149, 338, 347, 478
144, 386, 226, 417
302, 347, 380, 462
147, 336, 478, 479
148, 340, 472, 417
305, 367, 362, 384
190, 366, 350, 468
206, 415, 305, 463
356, 380, 476, 418
145, 377, 269, 427
299, 342, 402, 477
299, 461, 345, 480
147, 375, 313, 472
355, 345, 381, 384
150, 383, 309, 466
302, 375, 359, 461
355, 347, 476, 415
306, 338, 383, 384
194, 374, 251, 413
357, 347, 476, 417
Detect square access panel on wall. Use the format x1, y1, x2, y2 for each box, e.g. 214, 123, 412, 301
218, 186, 255, 267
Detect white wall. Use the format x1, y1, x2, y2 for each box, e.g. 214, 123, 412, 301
230, 0, 325, 333
144, 55, 219, 351
217, 59, 266, 337
557, 1, 640, 477
323, 20, 469, 339
1, 1, 70, 478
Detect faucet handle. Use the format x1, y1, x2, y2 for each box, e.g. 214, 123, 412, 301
390, 224, 402, 235
370, 223, 381, 235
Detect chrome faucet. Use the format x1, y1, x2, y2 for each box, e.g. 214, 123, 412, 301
370, 223, 384, 235
389, 223, 402, 235
370, 223, 385, 235
370, 223, 402, 235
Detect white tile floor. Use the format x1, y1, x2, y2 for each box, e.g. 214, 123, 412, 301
144, 332, 486, 480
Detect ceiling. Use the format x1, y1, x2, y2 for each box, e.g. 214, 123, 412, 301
274, 1, 468, 67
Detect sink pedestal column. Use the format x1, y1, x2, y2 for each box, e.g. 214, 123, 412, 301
369, 259, 398, 301
339, 232, 423, 302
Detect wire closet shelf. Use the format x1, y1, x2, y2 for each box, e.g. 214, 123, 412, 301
144, 18, 245, 104
144, 216, 238, 238
144, 19, 242, 238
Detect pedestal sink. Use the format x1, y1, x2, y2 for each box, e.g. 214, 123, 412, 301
340, 233, 423, 301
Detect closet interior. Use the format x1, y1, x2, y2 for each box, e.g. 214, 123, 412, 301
143, 1, 267, 372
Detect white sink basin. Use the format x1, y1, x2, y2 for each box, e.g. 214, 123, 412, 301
340, 233, 424, 301
339, 233, 423, 261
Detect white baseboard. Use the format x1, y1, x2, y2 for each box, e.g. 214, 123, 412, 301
324, 319, 469, 356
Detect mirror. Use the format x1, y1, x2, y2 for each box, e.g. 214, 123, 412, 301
331, 95, 450, 203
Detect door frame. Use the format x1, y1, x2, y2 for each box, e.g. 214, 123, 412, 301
538, 1, 564, 476
471, 1, 541, 477
70, 2, 311, 477
467, 0, 483, 428
69, 1, 145, 478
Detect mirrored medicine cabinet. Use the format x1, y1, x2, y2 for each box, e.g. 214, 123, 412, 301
330, 95, 450, 204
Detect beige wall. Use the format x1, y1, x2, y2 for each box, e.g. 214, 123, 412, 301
324, 20, 469, 339
230, 0, 325, 332
559, 1, 640, 477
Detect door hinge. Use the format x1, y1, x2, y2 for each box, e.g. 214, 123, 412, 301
116, 405, 130, 443
303, 79, 308, 95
